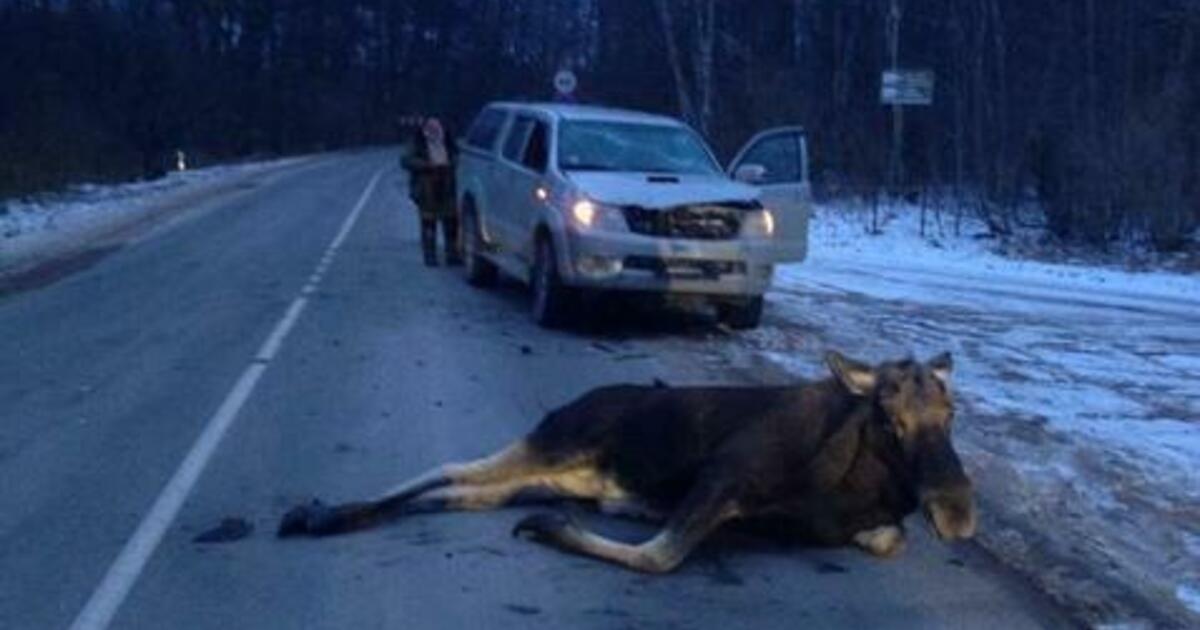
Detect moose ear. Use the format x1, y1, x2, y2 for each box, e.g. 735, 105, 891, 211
825, 351, 877, 396
927, 352, 953, 384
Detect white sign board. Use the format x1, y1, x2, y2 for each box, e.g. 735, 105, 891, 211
554, 70, 578, 97
881, 70, 934, 106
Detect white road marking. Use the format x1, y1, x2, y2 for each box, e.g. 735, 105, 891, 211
69, 167, 387, 630
255, 297, 309, 362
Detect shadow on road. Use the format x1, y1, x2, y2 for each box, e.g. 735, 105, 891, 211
475, 275, 733, 342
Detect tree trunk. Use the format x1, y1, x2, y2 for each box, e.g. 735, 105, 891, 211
654, 0, 697, 128
694, 0, 716, 136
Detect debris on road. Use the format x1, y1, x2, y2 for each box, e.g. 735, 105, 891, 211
193, 517, 254, 543
502, 604, 541, 616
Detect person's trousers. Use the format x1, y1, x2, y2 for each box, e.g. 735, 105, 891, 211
420, 215, 460, 265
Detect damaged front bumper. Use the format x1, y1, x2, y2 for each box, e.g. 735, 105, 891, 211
558, 227, 774, 297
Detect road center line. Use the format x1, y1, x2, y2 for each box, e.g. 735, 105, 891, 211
69, 167, 386, 630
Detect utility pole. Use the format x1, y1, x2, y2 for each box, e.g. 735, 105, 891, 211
886, 0, 904, 192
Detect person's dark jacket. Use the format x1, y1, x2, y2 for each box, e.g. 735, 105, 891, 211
402, 130, 457, 219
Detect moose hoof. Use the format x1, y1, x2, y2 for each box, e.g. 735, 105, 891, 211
512, 512, 572, 544
853, 525, 907, 558
278, 499, 333, 538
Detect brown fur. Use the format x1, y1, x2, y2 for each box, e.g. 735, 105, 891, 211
278, 351, 976, 573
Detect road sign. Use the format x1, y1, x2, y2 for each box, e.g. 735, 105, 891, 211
881, 70, 934, 106
553, 70, 577, 97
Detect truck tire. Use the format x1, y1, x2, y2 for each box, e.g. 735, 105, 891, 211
531, 235, 574, 328
462, 208, 497, 287
718, 296, 764, 330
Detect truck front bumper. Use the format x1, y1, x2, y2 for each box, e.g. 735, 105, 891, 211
558, 228, 774, 297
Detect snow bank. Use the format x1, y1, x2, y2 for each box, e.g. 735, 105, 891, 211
0, 158, 305, 273
804, 199, 1200, 303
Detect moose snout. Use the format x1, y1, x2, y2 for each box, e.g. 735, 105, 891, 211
912, 430, 977, 541
921, 483, 977, 541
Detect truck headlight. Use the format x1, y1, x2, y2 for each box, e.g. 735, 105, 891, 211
742, 209, 775, 237
571, 199, 628, 232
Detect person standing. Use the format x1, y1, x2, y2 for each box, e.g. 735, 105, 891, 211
402, 118, 461, 267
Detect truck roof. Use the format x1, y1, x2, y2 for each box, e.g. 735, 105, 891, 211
488, 102, 686, 127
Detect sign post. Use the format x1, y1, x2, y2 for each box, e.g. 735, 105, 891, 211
880, 67, 934, 193
885, 0, 904, 191
880, 0, 935, 192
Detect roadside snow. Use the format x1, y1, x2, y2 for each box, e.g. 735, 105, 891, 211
0, 158, 305, 273
749, 200, 1200, 626
802, 199, 1200, 303
1178, 583, 1200, 616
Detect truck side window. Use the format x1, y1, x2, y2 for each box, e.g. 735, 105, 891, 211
522, 121, 549, 173
466, 109, 507, 151
502, 117, 534, 163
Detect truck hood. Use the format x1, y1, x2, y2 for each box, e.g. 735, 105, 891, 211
566, 172, 759, 209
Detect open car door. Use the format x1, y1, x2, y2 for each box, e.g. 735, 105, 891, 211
728, 127, 811, 263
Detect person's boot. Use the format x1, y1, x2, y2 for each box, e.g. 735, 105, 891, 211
442, 217, 463, 266
421, 220, 439, 267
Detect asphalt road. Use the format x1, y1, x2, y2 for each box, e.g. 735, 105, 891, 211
0, 152, 1072, 629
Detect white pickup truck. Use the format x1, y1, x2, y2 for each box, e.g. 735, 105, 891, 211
456, 102, 810, 330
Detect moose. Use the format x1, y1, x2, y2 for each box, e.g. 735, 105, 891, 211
279, 351, 977, 573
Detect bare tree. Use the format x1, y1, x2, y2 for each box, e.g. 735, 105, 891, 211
654, 0, 698, 129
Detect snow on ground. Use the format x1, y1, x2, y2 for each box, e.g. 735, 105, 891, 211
806, 198, 1200, 303
0, 157, 306, 273
747, 201, 1200, 626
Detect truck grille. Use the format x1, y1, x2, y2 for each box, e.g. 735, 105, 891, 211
622, 204, 747, 240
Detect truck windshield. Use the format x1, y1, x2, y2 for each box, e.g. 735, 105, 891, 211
558, 121, 720, 175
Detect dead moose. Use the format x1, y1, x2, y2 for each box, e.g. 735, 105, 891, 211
279, 351, 977, 573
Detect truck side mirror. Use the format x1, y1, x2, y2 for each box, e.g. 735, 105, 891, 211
734, 164, 767, 184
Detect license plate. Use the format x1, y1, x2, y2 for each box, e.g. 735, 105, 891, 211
669, 242, 701, 256
664, 260, 717, 279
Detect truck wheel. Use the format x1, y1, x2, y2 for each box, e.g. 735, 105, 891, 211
718, 296, 764, 330
462, 210, 497, 287
531, 235, 574, 328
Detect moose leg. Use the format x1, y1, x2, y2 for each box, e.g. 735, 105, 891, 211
598, 498, 666, 522
279, 440, 551, 537
397, 481, 561, 515
400, 458, 640, 516
513, 476, 739, 573
852, 525, 907, 558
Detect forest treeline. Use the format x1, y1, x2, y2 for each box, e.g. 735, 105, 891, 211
2, 0, 1196, 250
